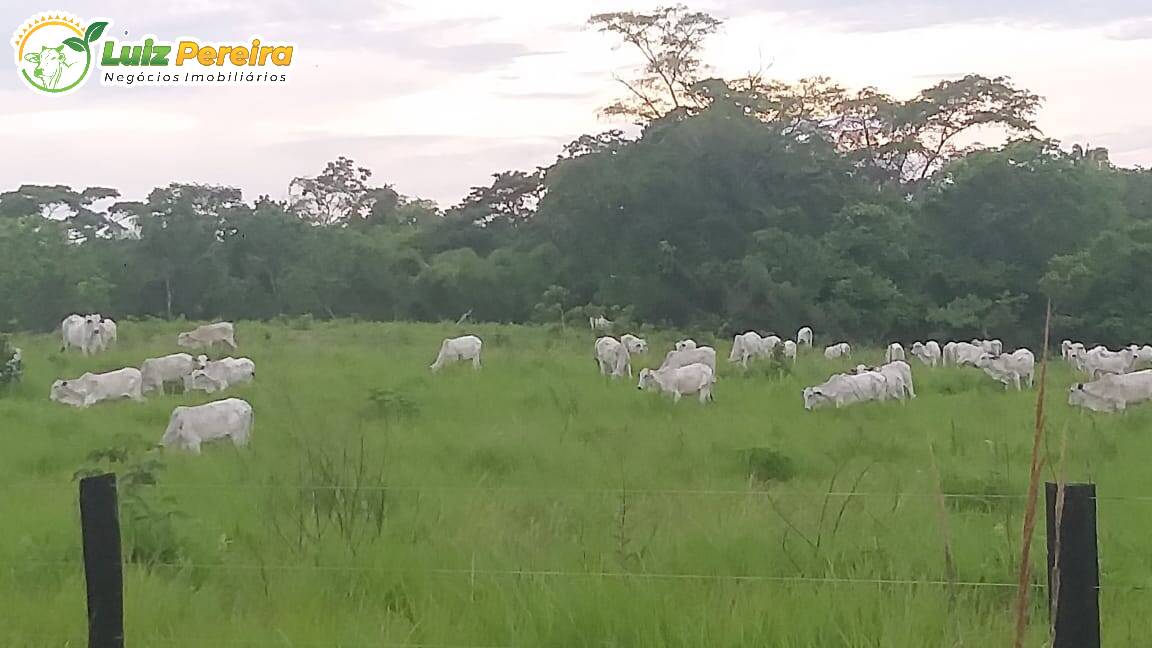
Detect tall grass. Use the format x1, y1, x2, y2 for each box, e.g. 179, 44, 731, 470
2, 320, 1150, 646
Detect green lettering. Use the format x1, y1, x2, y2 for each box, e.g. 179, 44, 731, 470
100, 40, 118, 66
151, 45, 171, 66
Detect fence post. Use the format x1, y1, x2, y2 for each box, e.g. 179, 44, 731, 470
1045, 482, 1100, 648
80, 473, 124, 648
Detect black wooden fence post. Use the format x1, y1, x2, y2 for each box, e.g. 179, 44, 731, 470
80, 473, 124, 648
1046, 482, 1100, 648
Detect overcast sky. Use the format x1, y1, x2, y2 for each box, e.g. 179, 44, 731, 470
4, 1, 1151, 206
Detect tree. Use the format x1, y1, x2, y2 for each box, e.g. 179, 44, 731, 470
289, 157, 375, 226
831, 75, 1042, 186
589, 5, 722, 123
448, 170, 544, 227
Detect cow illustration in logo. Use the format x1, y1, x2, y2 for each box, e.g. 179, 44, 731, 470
12, 12, 107, 95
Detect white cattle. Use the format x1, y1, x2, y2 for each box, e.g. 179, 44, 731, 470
100, 318, 118, 347
660, 346, 717, 374
879, 360, 915, 399
185, 357, 256, 394
620, 334, 648, 355
942, 341, 957, 365
884, 343, 905, 363
161, 398, 253, 454
1066, 342, 1087, 369
430, 335, 483, 371
762, 335, 782, 355
948, 342, 985, 367
974, 349, 1036, 390
1060, 340, 1073, 361
675, 339, 697, 352
50, 368, 144, 408
910, 341, 942, 367
589, 316, 613, 331
797, 326, 813, 347
971, 339, 1003, 356
1068, 370, 1152, 413
177, 322, 238, 352
783, 340, 797, 363
594, 337, 631, 378
637, 363, 715, 404
1127, 344, 1152, 369
802, 372, 887, 410
823, 342, 851, 360
60, 314, 104, 356
140, 353, 196, 393
1080, 346, 1137, 380
729, 331, 764, 368
851, 361, 915, 400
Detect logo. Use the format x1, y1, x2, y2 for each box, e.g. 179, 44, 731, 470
12, 11, 294, 95
12, 12, 106, 94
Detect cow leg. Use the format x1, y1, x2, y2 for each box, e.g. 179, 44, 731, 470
672, 391, 682, 403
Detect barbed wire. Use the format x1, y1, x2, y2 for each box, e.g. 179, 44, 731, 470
7, 480, 1152, 502
19, 560, 1151, 592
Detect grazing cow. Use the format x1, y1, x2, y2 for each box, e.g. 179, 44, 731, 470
177, 322, 238, 352
61, 314, 104, 356
161, 398, 253, 454
620, 334, 648, 355
884, 343, 906, 363
1068, 370, 1152, 413
430, 335, 483, 371
797, 326, 813, 347
589, 316, 613, 332
1079, 346, 1137, 380
729, 331, 764, 368
910, 341, 942, 367
50, 368, 145, 408
802, 372, 887, 410
675, 339, 697, 352
140, 353, 196, 393
185, 357, 256, 394
25, 45, 71, 89
660, 346, 717, 374
823, 342, 851, 360
637, 363, 715, 404
783, 340, 797, 363
975, 349, 1036, 390
762, 335, 782, 354
594, 337, 631, 378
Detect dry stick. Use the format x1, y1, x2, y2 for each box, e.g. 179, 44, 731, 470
1049, 426, 1070, 641
1012, 300, 1053, 648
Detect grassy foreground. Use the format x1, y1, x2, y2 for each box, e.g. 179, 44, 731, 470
2, 319, 1150, 646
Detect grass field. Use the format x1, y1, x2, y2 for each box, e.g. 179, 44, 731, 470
2, 319, 1151, 646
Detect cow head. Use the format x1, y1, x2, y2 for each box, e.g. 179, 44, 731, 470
802, 386, 828, 411
24, 45, 71, 88
637, 368, 656, 390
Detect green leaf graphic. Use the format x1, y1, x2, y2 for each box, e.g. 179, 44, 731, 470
85, 21, 108, 43
63, 37, 86, 52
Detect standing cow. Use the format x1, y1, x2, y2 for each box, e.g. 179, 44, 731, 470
430, 335, 483, 371
177, 322, 238, 352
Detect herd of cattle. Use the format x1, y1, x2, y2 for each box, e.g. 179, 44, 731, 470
26, 316, 1152, 455
50, 317, 254, 453
589, 320, 1152, 413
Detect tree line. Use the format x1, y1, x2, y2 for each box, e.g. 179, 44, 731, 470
1, 5, 1148, 347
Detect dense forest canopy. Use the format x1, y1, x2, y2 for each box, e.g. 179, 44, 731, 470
1, 5, 1148, 347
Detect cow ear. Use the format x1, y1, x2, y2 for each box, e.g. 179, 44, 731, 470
24, 52, 40, 62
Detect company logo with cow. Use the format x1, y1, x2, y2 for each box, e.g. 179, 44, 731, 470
12, 11, 294, 95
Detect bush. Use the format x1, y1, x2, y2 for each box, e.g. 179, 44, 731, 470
0, 336, 22, 392
743, 447, 797, 483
